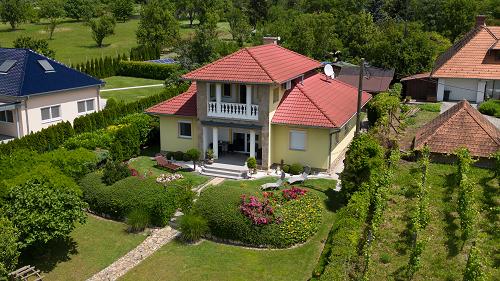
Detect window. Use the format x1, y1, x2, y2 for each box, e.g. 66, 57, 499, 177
37, 60, 55, 73
223, 84, 231, 97
0, 110, 14, 123
239, 85, 247, 103
41, 105, 60, 122
209, 84, 216, 101
0, 60, 16, 74
178, 121, 192, 138
289, 130, 306, 151
77, 99, 95, 114
273, 88, 280, 103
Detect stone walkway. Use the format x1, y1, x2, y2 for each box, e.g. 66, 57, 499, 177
86, 226, 179, 281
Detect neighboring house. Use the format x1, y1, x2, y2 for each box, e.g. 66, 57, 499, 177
0, 48, 103, 143
146, 43, 371, 171
413, 100, 500, 163
332, 62, 395, 94
402, 15, 500, 103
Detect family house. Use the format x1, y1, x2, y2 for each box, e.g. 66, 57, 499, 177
402, 15, 500, 103
146, 43, 371, 172
0, 48, 103, 143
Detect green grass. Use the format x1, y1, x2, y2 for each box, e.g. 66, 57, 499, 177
100, 76, 165, 103
399, 107, 440, 150
370, 161, 498, 280
127, 156, 210, 187
21, 214, 146, 281
0, 19, 233, 64
120, 178, 339, 281
418, 102, 441, 112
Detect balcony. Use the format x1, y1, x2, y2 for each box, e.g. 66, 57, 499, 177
207, 102, 259, 120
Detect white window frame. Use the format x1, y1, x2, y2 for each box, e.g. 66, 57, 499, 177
178, 120, 192, 139
289, 129, 307, 151
0, 110, 14, 123
77, 98, 96, 115
41, 105, 61, 123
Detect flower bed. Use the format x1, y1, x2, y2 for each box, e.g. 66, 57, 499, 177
156, 173, 184, 184
196, 184, 322, 248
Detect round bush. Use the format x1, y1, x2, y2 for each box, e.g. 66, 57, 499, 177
478, 100, 500, 117
282, 164, 290, 173
179, 214, 208, 242
174, 151, 184, 161
126, 208, 150, 233
102, 161, 130, 185
195, 185, 322, 248
289, 163, 304, 175
246, 157, 257, 170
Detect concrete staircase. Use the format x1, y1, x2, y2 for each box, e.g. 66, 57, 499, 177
200, 162, 247, 179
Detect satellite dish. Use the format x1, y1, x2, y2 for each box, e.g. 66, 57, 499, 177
324, 64, 334, 79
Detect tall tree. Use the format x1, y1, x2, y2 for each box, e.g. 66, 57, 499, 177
13, 36, 56, 58
196, 0, 223, 25
88, 14, 116, 47
38, 0, 66, 40
136, 0, 179, 49
227, 6, 251, 46
64, 0, 97, 21
175, 0, 197, 27
440, 0, 478, 41
109, 0, 134, 22
248, 0, 269, 27
0, 0, 32, 29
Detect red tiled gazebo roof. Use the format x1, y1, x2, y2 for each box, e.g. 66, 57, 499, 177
413, 100, 500, 157
182, 44, 321, 84
146, 83, 197, 116
272, 74, 372, 129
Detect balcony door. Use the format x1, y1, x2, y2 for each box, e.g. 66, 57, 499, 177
239, 85, 246, 103
233, 132, 259, 153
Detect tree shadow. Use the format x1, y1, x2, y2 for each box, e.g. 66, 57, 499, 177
303, 184, 344, 212
19, 237, 78, 273
391, 265, 408, 281
444, 210, 460, 257
80, 43, 111, 49
0, 28, 24, 33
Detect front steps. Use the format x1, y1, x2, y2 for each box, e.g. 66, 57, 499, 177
200, 162, 247, 179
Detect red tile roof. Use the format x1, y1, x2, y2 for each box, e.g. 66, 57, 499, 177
413, 100, 500, 157
182, 44, 321, 84
272, 73, 372, 128
401, 72, 432, 82
432, 26, 500, 79
146, 83, 197, 116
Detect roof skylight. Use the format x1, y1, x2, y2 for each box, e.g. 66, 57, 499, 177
0, 60, 17, 74
37, 60, 55, 73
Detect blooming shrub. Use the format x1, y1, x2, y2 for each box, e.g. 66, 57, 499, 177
240, 195, 276, 225
282, 187, 308, 201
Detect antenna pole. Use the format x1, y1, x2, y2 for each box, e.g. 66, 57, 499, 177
355, 58, 364, 136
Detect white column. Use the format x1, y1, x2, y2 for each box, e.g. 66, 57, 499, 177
212, 127, 218, 159
246, 85, 252, 116
202, 126, 208, 158
216, 83, 222, 112
436, 78, 445, 101
476, 80, 486, 103
249, 130, 256, 158
15, 108, 21, 138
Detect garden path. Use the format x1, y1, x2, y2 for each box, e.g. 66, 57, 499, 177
86, 226, 179, 281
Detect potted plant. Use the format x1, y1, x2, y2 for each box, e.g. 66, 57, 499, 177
206, 149, 214, 164
246, 157, 257, 174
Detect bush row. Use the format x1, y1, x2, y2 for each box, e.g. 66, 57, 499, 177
117, 61, 183, 80
195, 184, 323, 248
129, 45, 161, 61
72, 54, 126, 79
80, 172, 194, 226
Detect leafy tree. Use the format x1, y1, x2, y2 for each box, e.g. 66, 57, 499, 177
38, 0, 66, 40
336, 11, 379, 60
227, 6, 251, 46
64, 0, 97, 21
366, 92, 400, 126
186, 148, 201, 169
3, 166, 87, 248
248, 0, 269, 27
13, 36, 56, 58
0, 217, 19, 279
187, 13, 219, 64
136, 0, 179, 49
440, 0, 478, 41
175, 0, 197, 27
0, 0, 32, 29
463, 246, 487, 281
109, 0, 134, 22
196, 0, 223, 25
88, 14, 116, 47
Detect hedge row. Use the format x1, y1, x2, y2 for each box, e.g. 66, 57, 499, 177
315, 190, 371, 280
129, 45, 161, 61
72, 54, 126, 79
80, 172, 194, 226
117, 61, 182, 80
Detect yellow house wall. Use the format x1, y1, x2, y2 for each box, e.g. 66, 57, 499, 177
271, 124, 331, 170
159, 115, 198, 152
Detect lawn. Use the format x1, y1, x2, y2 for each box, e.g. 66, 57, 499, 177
20, 214, 146, 281
128, 156, 210, 187
0, 18, 232, 64
399, 106, 440, 150
370, 161, 499, 280
121, 178, 339, 281
101, 76, 165, 103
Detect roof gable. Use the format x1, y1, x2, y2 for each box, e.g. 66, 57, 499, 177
432, 26, 500, 79
0, 48, 103, 97
272, 74, 371, 128
146, 83, 197, 116
182, 44, 321, 84
414, 100, 500, 157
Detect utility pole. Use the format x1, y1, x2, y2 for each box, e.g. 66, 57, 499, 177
355, 58, 365, 135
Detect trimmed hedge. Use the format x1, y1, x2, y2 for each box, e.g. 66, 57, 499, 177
117, 61, 182, 80
80, 172, 194, 226
195, 185, 322, 248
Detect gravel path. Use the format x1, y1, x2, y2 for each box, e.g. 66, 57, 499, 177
86, 226, 179, 281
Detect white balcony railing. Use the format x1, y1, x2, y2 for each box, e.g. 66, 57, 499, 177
207, 102, 259, 120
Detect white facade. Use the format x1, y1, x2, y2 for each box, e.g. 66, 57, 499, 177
436, 78, 499, 103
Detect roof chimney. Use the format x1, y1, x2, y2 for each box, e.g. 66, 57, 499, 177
475, 15, 486, 27
263, 36, 280, 45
